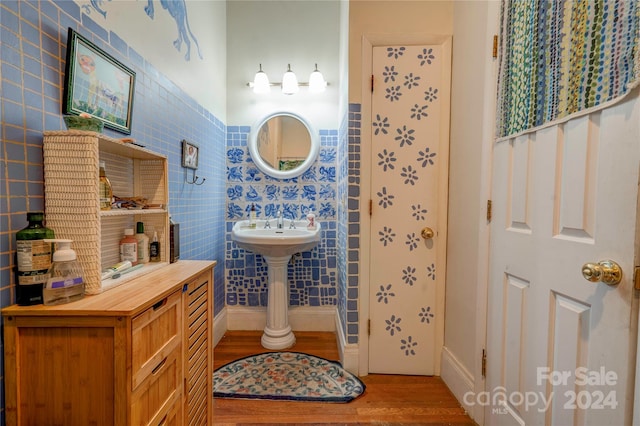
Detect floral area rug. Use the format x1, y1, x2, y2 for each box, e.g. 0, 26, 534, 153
213, 351, 366, 402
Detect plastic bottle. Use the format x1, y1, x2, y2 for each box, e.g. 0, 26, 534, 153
306, 209, 316, 230
16, 212, 55, 305
149, 231, 160, 262
249, 203, 257, 228
42, 239, 84, 305
135, 222, 150, 264
99, 161, 113, 210
119, 229, 138, 265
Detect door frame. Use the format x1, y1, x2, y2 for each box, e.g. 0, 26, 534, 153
359, 34, 452, 375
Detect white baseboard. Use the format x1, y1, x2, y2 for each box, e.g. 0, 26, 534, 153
440, 346, 475, 415
335, 310, 360, 375
225, 306, 266, 330
290, 306, 337, 331
213, 307, 228, 347
226, 306, 337, 331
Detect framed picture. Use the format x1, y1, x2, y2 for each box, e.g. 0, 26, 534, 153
182, 140, 200, 169
63, 28, 135, 134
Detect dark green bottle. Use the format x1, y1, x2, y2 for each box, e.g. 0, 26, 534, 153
16, 212, 55, 305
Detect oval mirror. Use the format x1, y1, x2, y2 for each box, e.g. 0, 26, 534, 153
248, 112, 319, 179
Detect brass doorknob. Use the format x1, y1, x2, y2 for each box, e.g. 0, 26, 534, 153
421, 227, 434, 240
581, 260, 622, 286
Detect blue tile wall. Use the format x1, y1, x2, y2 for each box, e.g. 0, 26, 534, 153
337, 107, 349, 340
0, 1, 227, 420
225, 127, 338, 307
346, 104, 361, 344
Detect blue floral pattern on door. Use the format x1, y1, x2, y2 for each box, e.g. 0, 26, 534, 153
369, 44, 445, 375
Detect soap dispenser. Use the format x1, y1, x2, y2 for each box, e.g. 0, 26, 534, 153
306, 209, 316, 230
43, 239, 85, 305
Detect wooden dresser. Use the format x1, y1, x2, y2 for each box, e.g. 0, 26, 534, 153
2, 260, 215, 426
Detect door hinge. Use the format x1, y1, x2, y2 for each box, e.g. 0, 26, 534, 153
368, 319, 371, 336
482, 349, 487, 378
492, 35, 498, 58
371, 75, 374, 93
486, 199, 492, 222
369, 199, 373, 216
634, 267, 640, 290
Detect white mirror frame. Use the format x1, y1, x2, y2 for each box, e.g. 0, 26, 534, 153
248, 111, 320, 179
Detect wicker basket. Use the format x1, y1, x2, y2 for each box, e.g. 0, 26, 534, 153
43, 130, 169, 294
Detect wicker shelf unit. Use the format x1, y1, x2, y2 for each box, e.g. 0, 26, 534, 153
43, 130, 169, 294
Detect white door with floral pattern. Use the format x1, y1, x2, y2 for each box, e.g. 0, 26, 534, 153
369, 42, 451, 375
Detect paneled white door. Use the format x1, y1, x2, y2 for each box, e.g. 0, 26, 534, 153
368, 42, 451, 375
486, 92, 640, 425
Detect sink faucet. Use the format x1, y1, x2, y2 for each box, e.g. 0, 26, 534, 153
276, 210, 284, 229
289, 219, 296, 229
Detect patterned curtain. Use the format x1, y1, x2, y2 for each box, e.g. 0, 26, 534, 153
497, 0, 640, 139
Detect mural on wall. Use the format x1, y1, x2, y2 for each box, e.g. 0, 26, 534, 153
83, 0, 203, 61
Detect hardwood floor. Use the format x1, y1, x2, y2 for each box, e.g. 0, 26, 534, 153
213, 330, 476, 425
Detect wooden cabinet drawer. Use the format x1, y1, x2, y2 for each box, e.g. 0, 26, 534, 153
157, 400, 182, 426
132, 290, 182, 389
131, 349, 182, 426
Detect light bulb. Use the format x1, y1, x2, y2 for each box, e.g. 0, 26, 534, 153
252, 64, 270, 94
308, 64, 327, 93
281, 64, 299, 95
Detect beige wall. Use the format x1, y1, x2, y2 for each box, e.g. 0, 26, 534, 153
280, 118, 312, 160
446, 0, 489, 375
440, 3, 497, 420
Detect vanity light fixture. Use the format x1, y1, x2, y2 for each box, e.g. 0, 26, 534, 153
247, 63, 328, 94
281, 64, 299, 95
308, 64, 327, 93
252, 64, 271, 94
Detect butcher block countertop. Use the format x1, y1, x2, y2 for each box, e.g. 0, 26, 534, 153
2, 259, 216, 317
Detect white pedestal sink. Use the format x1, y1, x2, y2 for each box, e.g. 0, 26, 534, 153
231, 219, 321, 349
